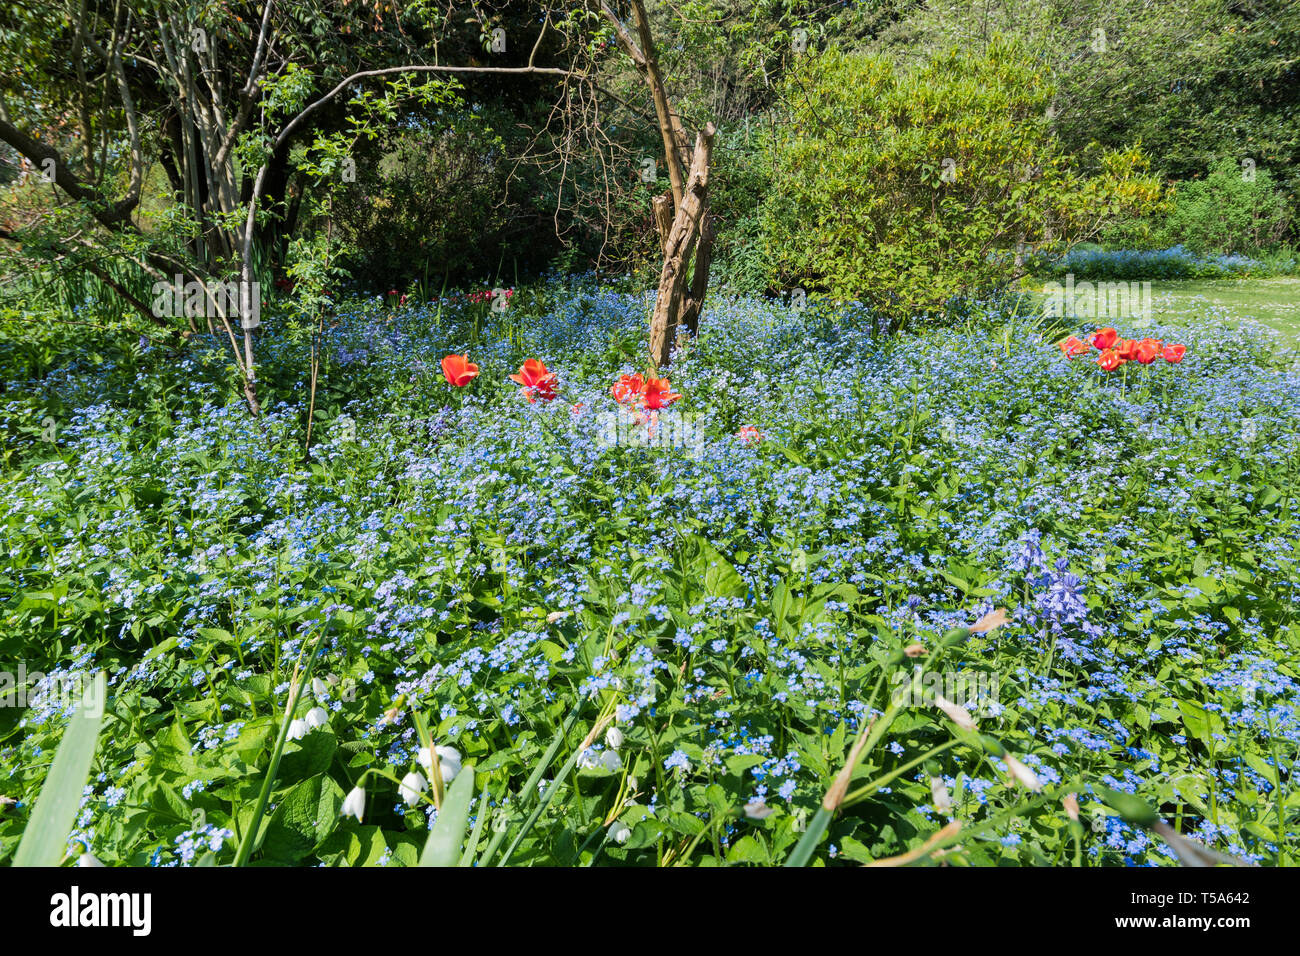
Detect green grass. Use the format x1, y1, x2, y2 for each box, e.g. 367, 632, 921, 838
1026, 276, 1300, 350
1149, 277, 1300, 346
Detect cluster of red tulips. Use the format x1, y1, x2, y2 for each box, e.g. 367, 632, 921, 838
610, 373, 681, 410
439, 354, 685, 410
1059, 327, 1186, 371
439, 354, 558, 402
465, 288, 513, 305
439, 354, 766, 445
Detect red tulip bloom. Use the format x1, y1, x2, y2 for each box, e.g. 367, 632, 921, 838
1134, 338, 1162, 365
441, 354, 480, 386
641, 376, 681, 409
1115, 338, 1139, 361
1059, 336, 1090, 359
510, 358, 558, 402
1092, 327, 1118, 351
1097, 348, 1124, 371
736, 425, 764, 444
610, 373, 646, 405
1162, 343, 1186, 363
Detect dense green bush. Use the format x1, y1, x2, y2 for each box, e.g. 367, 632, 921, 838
871, 0, 1300, 249
762, 40, 1162, 331
706, 124, 774, 295
1103, 161, 1293, 256
1161, 161, 1292, 256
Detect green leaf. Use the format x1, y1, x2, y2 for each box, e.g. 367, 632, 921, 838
1243, 752, 1278, 786
279, 729, 338, 781
420, 765, 476, 866
1176, 699, 1223, 745
703, 551, 747, 600
318, 824, 390, 867
726, 835, 769, 864
261, 774, 345, 864
13, 676, 106, 866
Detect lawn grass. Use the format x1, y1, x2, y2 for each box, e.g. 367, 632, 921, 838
1150, 278, 1300, 347
1026, 276, 1300, 352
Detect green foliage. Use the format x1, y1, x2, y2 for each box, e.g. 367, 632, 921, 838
763, 41, 1162, 329
1149, 161, 1291, 256
12, 678, 105, 866
871, 0, 1300, 247
330, 105, 561, 290
1101, 159, 1295, 258
2, 278, 1299, 867
708, 123, 775, 294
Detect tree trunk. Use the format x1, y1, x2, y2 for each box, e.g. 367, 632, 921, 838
598, 0, 717, 366
649, 124, 715, 366
681, 206, 713, 336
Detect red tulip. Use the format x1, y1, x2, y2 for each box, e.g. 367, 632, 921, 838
1097, 348, 1124, 371
1092, 327, 1118, 351
1115, 338, 1139, 361
610, 373, 646, 405
736, 425, 763, 444
510, 358, 558, 402
641, 376, 681, 409
1162, 343, 1186, 363
441, 354, 479, 386
1059, 336, 1090, 359
1134, 338, 1162, 365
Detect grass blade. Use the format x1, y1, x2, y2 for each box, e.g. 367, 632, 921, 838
784, 807, 832, 868
233, 629, 326, 867
495, 731, 591, 867
459, 785, 491, 866
478, 705, 582, 867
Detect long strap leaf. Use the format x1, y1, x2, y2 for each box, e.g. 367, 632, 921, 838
14, 674, 106, 867
420, 765, 476, 866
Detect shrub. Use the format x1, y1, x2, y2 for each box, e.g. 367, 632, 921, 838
1161, 160, 1293, 255
1103, 160, 1294, 256
763, 39, 1162, 331
707, 125, 775, 295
